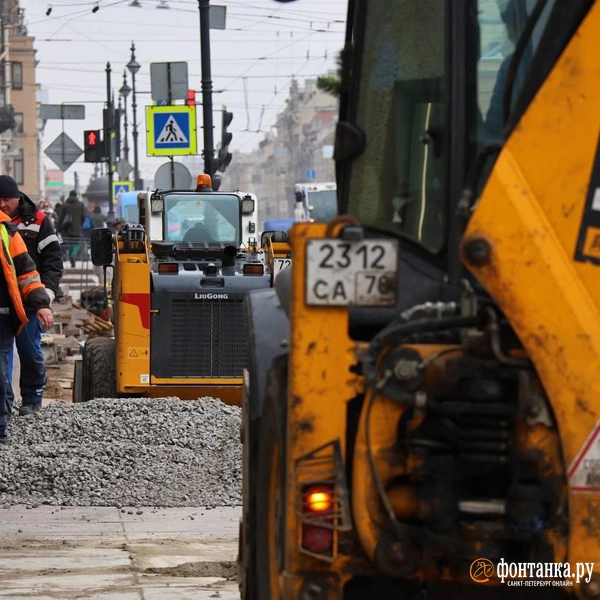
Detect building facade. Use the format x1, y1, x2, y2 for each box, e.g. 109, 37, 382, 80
226, 77, 338, 225
0, 0, 42, 200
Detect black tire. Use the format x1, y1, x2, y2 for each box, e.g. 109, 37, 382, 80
239, 290, 289, 599
82, 337, 117, 401
253, 355, 288, 600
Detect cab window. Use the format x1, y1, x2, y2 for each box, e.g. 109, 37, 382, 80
163, 194, 240, 244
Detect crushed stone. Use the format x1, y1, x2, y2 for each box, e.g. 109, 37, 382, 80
0, 397, 242, 507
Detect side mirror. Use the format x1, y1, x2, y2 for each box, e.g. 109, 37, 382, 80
90, 227, 113, 266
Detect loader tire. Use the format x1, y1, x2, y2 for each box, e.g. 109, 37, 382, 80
253, 355, 288, 600
240, 291, 289, 600
80, 337, 117, 402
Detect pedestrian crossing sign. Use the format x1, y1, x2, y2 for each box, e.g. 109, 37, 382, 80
113, 180, 133, 204
146, 105, 197, 156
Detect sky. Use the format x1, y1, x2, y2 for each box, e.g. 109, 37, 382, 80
19, 0, 347, 189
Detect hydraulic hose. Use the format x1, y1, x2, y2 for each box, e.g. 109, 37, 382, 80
362, 314, 484, 403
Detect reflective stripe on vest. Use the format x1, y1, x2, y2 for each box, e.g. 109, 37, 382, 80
0, 224, 18, 289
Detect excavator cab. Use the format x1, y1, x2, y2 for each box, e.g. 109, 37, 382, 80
241, 1, 600, 598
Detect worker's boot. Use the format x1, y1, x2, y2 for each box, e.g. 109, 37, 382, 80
19, 403, 41, 417
0, 429, 7, 444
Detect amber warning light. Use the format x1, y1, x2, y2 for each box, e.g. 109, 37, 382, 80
196, 174, 212, 190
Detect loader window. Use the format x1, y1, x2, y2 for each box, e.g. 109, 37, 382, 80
307, 190, 337, 222
477, 0, 557, 146
345, 0, 557, 255
346, 0, 447, 254
163, 194, 241, 244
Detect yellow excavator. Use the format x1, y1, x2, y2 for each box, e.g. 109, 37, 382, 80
240, 0, 600, 598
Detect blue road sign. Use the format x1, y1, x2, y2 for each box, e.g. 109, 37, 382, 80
306, 169, 316, 181
146, 105, 197, 156
113, 180, 133, 203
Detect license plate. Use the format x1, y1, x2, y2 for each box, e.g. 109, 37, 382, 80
274, 258, 292, 278
306, 239, 398, 306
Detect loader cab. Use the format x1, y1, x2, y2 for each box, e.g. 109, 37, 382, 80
339, 0, 561, 287
139, 176, 258, 249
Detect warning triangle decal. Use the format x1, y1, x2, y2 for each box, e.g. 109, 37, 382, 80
157, 115, 188, 144
568, 420, 600, 491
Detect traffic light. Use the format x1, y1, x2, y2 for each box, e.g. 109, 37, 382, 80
84, 130, 103, 163
217, 108, 233, 172
187, 90, 196, 106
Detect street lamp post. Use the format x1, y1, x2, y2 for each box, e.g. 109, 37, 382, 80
119, 70, 131, 164
127, 43, 141, 190
105, 62, 115, 223
198, 0, 215, 178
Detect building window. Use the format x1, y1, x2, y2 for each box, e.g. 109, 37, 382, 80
14, 113, 23, 133
14, 150, 24, 185
11, 62, 23, 90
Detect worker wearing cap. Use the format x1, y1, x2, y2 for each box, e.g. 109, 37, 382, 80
0, 175, 62, 419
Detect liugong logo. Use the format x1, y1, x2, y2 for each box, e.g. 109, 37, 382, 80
194, 293, 229, 299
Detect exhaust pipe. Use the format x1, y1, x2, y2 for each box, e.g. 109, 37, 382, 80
222, 244, 237, 267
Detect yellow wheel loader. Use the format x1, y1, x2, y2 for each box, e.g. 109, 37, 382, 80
74, 177, 275, 405
240, 0, 600, 598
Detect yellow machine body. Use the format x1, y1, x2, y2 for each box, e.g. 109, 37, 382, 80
112, 233, 245, 406
241, 1, 600, 599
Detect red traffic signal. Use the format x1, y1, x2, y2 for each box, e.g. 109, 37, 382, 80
187, 90, 196, 106
84, 129, 103, 163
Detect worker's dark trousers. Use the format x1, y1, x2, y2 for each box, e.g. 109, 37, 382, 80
0, 315, 16, 439
7, 310, 46, 409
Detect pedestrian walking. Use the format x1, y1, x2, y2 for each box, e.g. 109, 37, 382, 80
57, 190, 86, 267
0, 176, 63, 418
39, 200, 58, 229
0, 178, 53, 444
89, 206, 106, 229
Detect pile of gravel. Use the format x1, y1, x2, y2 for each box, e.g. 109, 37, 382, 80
0, 397, 242, 507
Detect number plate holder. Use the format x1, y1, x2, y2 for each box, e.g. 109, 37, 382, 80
305, 239, 398, 306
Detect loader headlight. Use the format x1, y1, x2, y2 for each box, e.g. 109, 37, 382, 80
150, 192, 164, 213
241, 195, 255, 214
